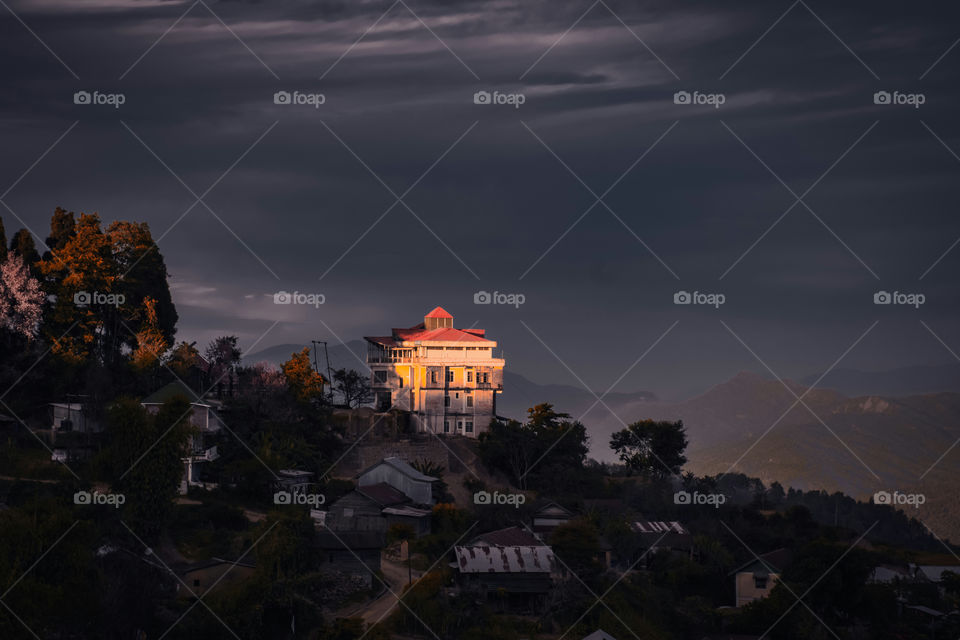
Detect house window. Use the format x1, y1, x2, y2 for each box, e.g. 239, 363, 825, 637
193, 579, 200, 587
754, 575, 768, 590
374, 370, 387, 384
458, 421, 463, 431
431, 371, 438, 384
343, 508, 353, 518
443, 421, 450, 433
398, 377, 404, 389
446, 370, 454, 383
444, 395, 450, 407
465, 421, 473, 433
467, 371, 473, 383
481, 372, 489, 384
466, 396, 473, 408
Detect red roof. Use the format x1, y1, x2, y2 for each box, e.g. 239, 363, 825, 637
425, 306, 453, 319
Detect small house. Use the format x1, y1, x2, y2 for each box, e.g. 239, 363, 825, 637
141, 381, 223, 493
50, 402, 102, 433
454, 543, 557, 600
532, 502, 576, 537
315, 530, 385, 587
731, 549, 791, 607
326, 483, 431, 536
274, 469, 314, 495
357, 457, 437, 505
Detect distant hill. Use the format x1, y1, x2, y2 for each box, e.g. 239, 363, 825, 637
801, 364, 960, 397
244, 340, 368, 372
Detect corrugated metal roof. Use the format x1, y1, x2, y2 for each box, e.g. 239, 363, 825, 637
631, 521, 688, 535
454, 545, 556, 574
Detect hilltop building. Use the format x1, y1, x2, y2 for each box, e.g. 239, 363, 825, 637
365, 307, 505, 437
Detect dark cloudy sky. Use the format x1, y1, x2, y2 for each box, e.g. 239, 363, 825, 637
2, 0, 959, 399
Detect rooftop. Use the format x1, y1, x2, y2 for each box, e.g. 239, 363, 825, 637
142, 380, 206, 406
454, 544, 555, 574
424, 306, 453, 319
357, 457, 439, 483
357, 483, 409, 507
471, 526, 541, 547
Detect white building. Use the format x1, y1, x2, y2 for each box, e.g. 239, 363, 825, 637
365, 307, 505, 437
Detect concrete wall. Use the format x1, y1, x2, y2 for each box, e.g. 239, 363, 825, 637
734, 571, 780, 607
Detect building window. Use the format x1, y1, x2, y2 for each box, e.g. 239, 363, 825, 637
193, 579, 200, 587
443, 421, 450, 433
446, 369, 454, 383
467, 370, 473, 383
444, 395, 450, 407
374, 370, 387, 384
398, 377, 404, 388
343, 508, 353, 518
466, 396, 473, 408
481, 372, 489, 384
465, 421, 473, 433
431, 371, 438, 384
754, 575, 768, 590
457, 421, 463, 431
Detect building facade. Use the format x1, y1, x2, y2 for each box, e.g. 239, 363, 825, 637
365, 307, 505, 437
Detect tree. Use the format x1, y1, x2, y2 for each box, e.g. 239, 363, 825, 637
282, 348, 326, 403
610, 419, 688, 478
0, 215, 6, 262
130, 297, 170, 372
9, 228, 39, 266
168, 340, 201, 379
109, 396, 194, 541
550, 520, 603, 581
206, 335, 242, 395
45, 206, 76, 253
332, 368, 371, 408
0, 252, 44, 341
108, 220, 177, 345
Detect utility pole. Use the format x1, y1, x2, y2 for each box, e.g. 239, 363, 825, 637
311, 340, 334, 400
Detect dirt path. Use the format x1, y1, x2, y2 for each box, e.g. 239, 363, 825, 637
335, 556, 422, 626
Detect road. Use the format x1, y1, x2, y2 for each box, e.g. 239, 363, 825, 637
337, 556, 422, 626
